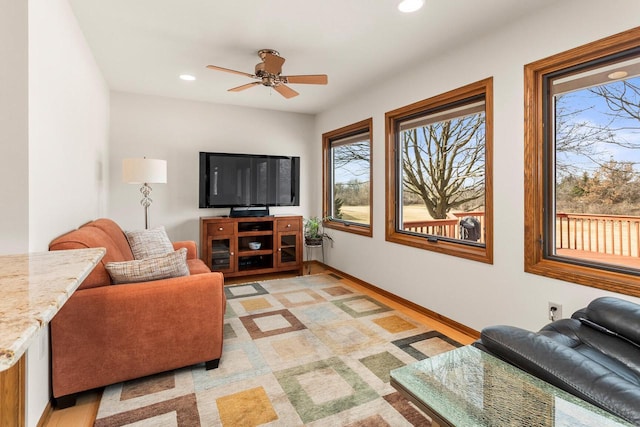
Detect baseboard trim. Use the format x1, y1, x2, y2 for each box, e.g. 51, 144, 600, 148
36, 402, 53, 427
312, 261, 480, 339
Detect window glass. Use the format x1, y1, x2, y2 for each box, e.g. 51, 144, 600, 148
524, 27, 640, 297
323, 119, 373, 237
385, 79, 493, 263
547, 52, 640, 272
398, 99, 486, 244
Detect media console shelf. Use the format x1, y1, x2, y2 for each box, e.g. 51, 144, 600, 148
200, 215, 303, 278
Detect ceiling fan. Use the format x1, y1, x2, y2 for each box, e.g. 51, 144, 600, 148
206, 49, 328, 99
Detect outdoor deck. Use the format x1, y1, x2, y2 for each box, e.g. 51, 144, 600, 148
555, 248, 640, 269
403, 211, 640, 269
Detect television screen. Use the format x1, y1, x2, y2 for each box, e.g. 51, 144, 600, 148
199, 152, 300, 208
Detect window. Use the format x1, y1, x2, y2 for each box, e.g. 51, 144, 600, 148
385, 78, 493, 263
525, 27, 640, 297
322, 118, 373, 237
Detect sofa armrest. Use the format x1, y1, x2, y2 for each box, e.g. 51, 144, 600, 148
50, 272, 225, 398
479, 325, 640, 425
173, 240, 197, 259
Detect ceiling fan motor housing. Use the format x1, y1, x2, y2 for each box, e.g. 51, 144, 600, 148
255, 62, 269, 76
261, 76, 277, 87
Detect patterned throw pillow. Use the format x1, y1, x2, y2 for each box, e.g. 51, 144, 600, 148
105, 248, 189, 284
125, 226, 174, 260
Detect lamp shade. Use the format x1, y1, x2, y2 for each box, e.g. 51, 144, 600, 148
123, 158, 167, 184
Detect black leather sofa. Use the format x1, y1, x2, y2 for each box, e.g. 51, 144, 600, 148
474, 296, 640, 425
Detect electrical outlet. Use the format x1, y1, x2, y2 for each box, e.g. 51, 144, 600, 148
548, 302, 562, 321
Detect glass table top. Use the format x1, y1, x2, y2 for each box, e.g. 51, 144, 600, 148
390, 345, 631, 427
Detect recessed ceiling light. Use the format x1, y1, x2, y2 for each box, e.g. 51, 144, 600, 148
398, 0, 424, 13
179, 74, 196, 81
607, 70, 628, 80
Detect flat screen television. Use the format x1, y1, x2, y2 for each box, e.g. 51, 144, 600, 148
199, 152, 300, 208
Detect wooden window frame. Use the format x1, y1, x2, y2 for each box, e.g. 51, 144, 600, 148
524, 27, 640, 297
322, 118, 373, 237
385, 78, 494, 264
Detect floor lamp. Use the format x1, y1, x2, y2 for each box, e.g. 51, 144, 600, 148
123, 158, 167, 229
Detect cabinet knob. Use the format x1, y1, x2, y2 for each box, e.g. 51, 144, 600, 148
230, 252, 234, 256
218, 227, 223, 231
278, 248, 282, 252
287, 224, 291, 228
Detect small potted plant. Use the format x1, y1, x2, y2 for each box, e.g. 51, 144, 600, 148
304, 216, 328, 246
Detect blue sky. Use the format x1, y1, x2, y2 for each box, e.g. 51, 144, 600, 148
556, 76, 640, 175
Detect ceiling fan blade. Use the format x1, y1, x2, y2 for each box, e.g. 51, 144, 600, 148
282, 74, 328, 85
274, 84, 299, 99
263, 53, 285, 75
228, 82, 261, 92
206, 64, 254, 78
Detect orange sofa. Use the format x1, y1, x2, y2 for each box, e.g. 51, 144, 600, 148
49, 218, 225, 406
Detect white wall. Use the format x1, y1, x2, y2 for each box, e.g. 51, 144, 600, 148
26, 0, 110, 425
28, 0, 110, 252
108, 92, 315, 245
316, 0, 640, 333
0, 0, 29, 255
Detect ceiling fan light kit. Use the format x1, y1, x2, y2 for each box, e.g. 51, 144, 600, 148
206, 49, 328, 99
398, 0, 424, 13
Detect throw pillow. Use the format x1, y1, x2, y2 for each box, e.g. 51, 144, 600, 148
105, 248, 189, 284
125, 226, 174, 260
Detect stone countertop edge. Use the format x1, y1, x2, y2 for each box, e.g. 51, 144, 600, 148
0, 247, 106, 372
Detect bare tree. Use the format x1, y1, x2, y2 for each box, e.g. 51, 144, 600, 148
591, 80, 640, 122
555, 97, 618, 176
331, 142, 370, 212
556, 81, 640, 177
401, 114, 485, 219
555, 79, 640, 214
332, 141, 370, 177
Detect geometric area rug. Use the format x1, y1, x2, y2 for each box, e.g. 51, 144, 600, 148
94, 273, 462, 426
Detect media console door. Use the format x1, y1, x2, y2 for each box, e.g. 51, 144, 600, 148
276, 218, 302, 269
204, 220, 236, 274
200, 216, 303, 278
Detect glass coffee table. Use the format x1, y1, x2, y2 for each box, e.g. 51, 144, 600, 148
390, 346, 631, 426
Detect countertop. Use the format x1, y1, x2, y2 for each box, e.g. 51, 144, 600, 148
0, 248, 105, 371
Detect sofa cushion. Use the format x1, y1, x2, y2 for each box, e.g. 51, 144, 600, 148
49, 226, 129, 289
85, 218, 134, 260
125, 226, 174, 260
541, 318, 640, 380
479, 325, 640, 425
105, 248, 189, 284
581, 296, 640, 348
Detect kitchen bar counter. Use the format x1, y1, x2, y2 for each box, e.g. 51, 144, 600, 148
0, 248, 105, 371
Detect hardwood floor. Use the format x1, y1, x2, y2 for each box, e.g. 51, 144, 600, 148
41, 262, 476, 427
42, 391, 100, 427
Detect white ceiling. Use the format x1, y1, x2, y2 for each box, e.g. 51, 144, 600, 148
68, 0, 556, 115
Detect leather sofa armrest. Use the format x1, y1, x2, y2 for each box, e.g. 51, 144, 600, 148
479, 325, 640, 425
173, 240, 197, 259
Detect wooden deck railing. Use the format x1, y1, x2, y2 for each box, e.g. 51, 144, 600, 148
556, 212, 640, 257
402, 211, 640, 258
403, 212, 486, 242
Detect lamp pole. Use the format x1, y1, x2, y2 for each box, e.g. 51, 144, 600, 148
123, 158, 167, 229
139, 182, 153, 229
